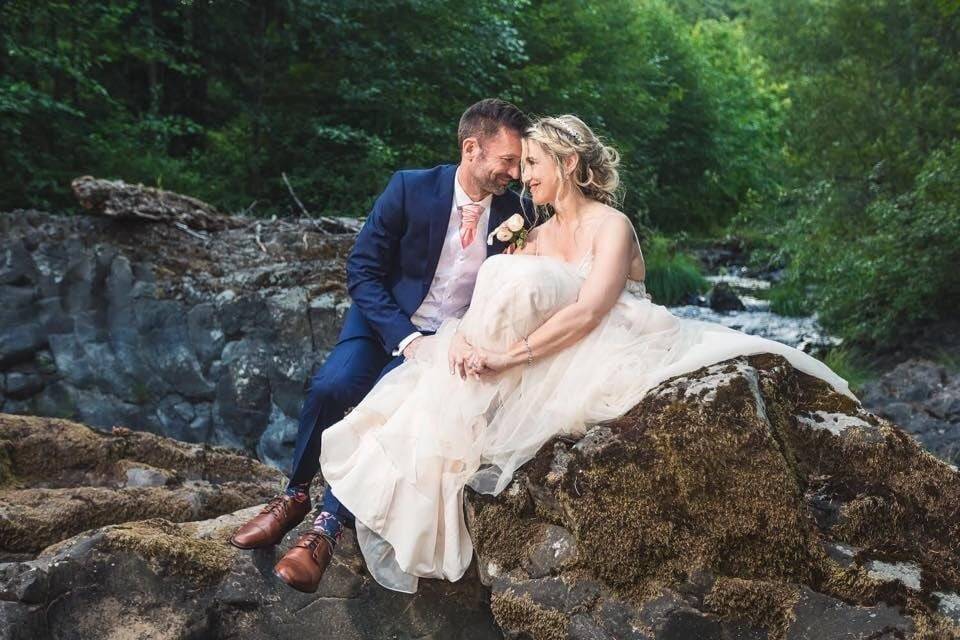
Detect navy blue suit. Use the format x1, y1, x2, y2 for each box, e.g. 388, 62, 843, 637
288, 163, 532, 521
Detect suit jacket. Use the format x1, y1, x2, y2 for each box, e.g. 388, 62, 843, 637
340, 163, 534, 353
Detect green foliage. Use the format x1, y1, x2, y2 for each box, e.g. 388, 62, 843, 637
741, 140, 960, 347
765, 279, 813, 318
0, 0, 784, 231
4, 0, 956, 355
643, 235, 709, 306
734, 0, 960, 347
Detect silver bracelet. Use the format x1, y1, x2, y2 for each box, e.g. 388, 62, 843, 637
522, 336, 533, 366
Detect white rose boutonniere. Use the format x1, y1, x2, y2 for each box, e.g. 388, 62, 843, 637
487, 213, 529, 250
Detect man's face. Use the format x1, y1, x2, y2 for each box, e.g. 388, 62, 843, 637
467, 127, 522, 196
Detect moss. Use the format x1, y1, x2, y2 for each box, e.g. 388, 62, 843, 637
498, 353, 960, 635
0, 413, 281, 487
490, 591, 569, 640
704, 577, 800, 640
0, 441, 15, 488
779, 371, 960, 595
557, 370, 818, 600
468, 490, 540, 573
103, 518, 233, 586
815, 558, 903, 609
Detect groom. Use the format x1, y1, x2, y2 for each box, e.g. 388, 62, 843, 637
229, 98, 532, 593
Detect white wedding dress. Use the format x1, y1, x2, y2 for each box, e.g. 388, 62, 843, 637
319, 251, 856, 593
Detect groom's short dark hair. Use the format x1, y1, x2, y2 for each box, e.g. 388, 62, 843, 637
458, 99, 529, 148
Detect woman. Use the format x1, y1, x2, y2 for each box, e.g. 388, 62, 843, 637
319, 115, 856, 593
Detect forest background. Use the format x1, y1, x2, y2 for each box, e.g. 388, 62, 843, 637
2, 0, 958, 378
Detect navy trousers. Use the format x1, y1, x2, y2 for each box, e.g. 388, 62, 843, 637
287, 333, 427, 523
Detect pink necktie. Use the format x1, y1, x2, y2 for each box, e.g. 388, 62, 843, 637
457, 203, 484, 248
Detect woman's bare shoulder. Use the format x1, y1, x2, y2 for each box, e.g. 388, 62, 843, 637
592, 207, 635, 239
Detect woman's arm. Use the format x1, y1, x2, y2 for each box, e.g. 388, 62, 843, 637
454, 227, 543, 376
473, 214, 635, 373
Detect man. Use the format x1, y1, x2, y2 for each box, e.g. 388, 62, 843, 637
229, 98, 532, 593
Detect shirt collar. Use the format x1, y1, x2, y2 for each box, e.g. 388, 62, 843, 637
454, 165, 494, 211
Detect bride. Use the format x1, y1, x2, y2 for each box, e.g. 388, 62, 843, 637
318, 114, 857, 593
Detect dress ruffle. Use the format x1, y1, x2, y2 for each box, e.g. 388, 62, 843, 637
319, 253, 856, 593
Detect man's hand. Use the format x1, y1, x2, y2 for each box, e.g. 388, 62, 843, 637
402, 336, 424, 360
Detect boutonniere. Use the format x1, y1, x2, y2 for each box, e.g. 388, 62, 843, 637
487, 213, 528, 249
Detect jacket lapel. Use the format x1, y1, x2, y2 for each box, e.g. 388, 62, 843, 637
422, 164, 458, 295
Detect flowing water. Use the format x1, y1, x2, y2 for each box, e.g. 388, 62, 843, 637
666, 267, 841, 355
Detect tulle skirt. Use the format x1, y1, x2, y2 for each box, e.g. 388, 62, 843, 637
319, 254, 856, 593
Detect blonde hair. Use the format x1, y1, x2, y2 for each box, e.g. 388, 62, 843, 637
522, 114, 622, 211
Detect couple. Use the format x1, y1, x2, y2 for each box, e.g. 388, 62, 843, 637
229, 98, 856, 594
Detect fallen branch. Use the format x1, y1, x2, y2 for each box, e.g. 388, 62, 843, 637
254, 222, 268, 253
282, 171, 311, 217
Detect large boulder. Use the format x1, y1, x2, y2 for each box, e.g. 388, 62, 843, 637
0, 511, 500, 640
465, 354, 960, 639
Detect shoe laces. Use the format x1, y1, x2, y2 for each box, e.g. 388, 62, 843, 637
262, 495, 290, 519
297, 530, 333, 559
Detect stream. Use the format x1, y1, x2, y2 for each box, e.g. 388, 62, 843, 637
666, 267, 841, 355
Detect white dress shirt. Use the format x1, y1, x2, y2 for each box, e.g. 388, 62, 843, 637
393, 167, 493, 356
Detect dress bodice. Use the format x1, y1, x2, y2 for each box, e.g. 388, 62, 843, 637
574, 250, 649, 299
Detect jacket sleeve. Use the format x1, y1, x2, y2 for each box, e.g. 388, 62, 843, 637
345, 171, 420, 352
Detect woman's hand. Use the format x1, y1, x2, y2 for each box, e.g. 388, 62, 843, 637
448, 331, 476, 379
467, 346, 514, 378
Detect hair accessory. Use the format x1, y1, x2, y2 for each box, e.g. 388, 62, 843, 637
552, 120, 583, 144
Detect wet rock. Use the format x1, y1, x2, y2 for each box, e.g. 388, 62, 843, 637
3, 372, 43, 399
522, 524, 578, 578
0, 325, 46, 368
787, 587, 911, 639
861, 358, 960, 463
706, 281, 746, 312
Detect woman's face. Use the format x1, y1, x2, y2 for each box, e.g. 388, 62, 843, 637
522, 139, 561, 205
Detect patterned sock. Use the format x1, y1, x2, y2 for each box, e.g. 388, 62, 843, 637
311, 510, 344, 547
284, 482, 310, 502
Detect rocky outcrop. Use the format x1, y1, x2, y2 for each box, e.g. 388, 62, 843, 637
0, 511, 499, 640
2, 185, 960, 639
0, 198, 361, 472
861, 358, 960, 465
0, 412, 500, 639
0, 413, 283, 560
465, 354, 960, 640
2, 355, 958, 639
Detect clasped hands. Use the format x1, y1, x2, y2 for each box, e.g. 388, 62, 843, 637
447, 331, 510, 380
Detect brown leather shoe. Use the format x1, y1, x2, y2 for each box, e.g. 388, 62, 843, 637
273, 531, 335, 593
229, 494, 311, 549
